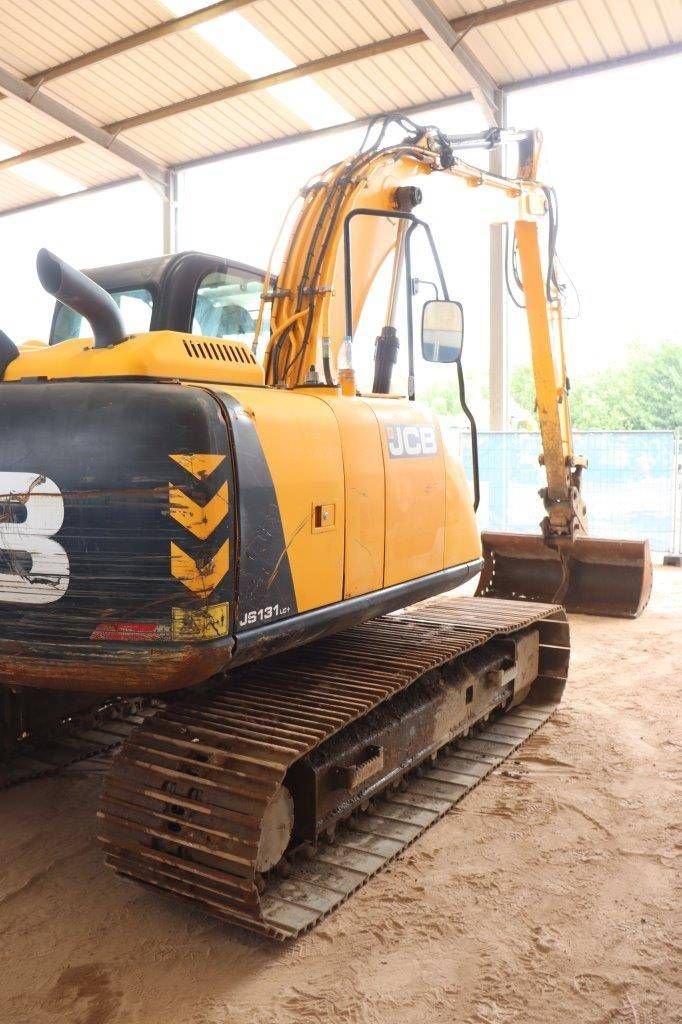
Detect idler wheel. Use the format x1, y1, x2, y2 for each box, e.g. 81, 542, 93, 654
255, 785, 294, 873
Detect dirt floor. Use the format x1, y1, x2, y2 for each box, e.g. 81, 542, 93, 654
0, 568, 680, 1024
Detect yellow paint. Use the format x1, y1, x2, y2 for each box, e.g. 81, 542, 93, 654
169, 453, 226, 479
172, 602, 229, 641
316, 392, 385, 598
217, 385, 345, 613
170, 540, 229, 598
168, 481, 228, 540
365, 399, 446, 587
443, 446, 482, 568
263, 133, 551, 391
6, 332, 264, 385
515, 219, 573, 500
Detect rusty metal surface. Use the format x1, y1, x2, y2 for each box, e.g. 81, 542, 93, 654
476, 532, 653, 619
98, 596, 569, 939
0, 641, 230, 694
0, 705, 157, 789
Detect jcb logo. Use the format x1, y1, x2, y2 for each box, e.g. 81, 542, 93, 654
386, 424, 438, 459
0, 472, 69, 604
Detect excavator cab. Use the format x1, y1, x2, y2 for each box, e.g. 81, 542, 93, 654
49, 250, 266, 348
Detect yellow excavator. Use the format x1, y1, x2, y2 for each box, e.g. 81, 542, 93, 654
0, 117, 650, 937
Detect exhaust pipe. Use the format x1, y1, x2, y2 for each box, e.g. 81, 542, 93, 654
37, 248, 126, 348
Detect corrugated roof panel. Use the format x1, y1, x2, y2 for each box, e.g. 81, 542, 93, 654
315, 44, 459, 119
461, 23, 517, 83
484, 12, 554, 77
42, 142, 135, 188
524, 7, 586, 68
387, 45, 456, 100
470, 20, 534, 80
407, 0, 508, 27
653, 0, 681, 41
0, 171, 51, 213
0, 0, 164, 78
333, 0, 413, 41
122, 89, 310, 165
125, 110, 260, 165
421, 36, 482, 92
577, 0, 634, 57
554, 2, 611, 63
44, 31, 246, 125
0, 100, 69, 153
317, 44, 469, 119
314, 65, 380, 119
625, 0, 674, 48
608, 0, 651, 52
247, 0, 353, 60
0, 0, 677, 215
317, 63, 399, 118
457, 27, 518, 82
0, 94, 87, 157
248, 0, 413, 60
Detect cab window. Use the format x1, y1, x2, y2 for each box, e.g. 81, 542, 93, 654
192, 271, 268, 349
52, 288, 153, 343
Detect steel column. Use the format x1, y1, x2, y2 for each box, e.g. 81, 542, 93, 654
489, 90, 507, 430
162, 171, 179, 255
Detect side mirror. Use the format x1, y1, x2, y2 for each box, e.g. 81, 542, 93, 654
421, 299, 463, 363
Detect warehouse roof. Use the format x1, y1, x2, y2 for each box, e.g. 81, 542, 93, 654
0, 0, 678, 215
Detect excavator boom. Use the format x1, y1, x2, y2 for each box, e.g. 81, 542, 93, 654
256, 117, 651, 619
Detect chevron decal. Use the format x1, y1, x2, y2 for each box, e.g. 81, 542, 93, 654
169, 452, 230, 600
170, 540, 229, 598
169, 453, 225, 480
168, 481, 228, 540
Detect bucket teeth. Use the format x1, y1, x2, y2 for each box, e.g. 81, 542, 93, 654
476, 532, 653, 619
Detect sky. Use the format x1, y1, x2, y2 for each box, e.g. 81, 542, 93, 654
0, 45, 678, 419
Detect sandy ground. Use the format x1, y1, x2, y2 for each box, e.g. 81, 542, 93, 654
0, 568, 680, 1024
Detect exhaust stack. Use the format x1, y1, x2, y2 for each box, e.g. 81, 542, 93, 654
37, 248, 126, 348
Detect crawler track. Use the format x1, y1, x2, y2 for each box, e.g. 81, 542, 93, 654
99, 597, 569, 938
0, 703, 157, 790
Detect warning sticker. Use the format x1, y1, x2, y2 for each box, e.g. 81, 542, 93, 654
171, 602, 229, 641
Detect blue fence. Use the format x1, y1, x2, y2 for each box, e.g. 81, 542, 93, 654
448, 430, 679, 554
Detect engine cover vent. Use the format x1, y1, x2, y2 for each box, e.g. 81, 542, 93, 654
183, 338, 256, 364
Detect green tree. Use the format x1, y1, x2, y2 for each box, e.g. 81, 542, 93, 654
423, 378, 461, 416
511, 342, 682, 430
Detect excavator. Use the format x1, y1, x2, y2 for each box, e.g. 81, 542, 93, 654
0, 117, 650, 938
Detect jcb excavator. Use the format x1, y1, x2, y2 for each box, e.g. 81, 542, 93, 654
0, 117, 650, 938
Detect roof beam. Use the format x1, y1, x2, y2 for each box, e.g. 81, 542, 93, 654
0, 62, 168, 188
2, 38, 680, 219
19, 1, 259, 89
171, 41, 682, 171
0, 0, 569, 175
399, 0, 502, 125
